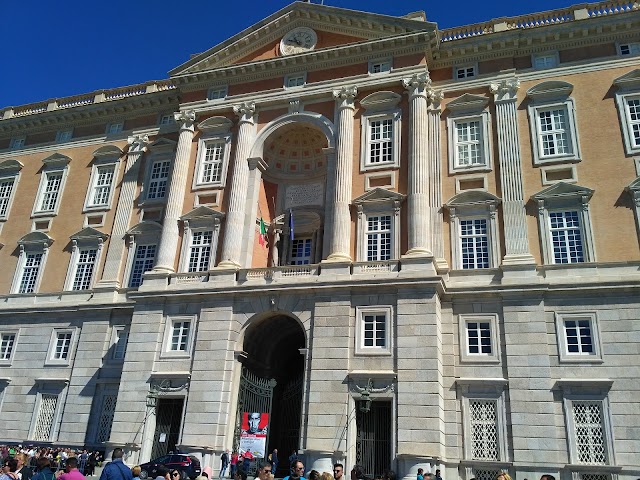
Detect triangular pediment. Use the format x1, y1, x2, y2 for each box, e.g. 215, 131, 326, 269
180, 206, 225, 222
170, 2, 433, 76
70, 227, 109, 242
447, 93, 490, 113
445, 190, 501, 208
613, 69, 640, 91
353, 188, 406, 205
0, 159, 23, 173
532, 182, 594, 201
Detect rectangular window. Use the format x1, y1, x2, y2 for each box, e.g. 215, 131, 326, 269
129, 244, 156, 288
469, 399, 499, 461
33, 394, 58, 442
56, 129, 73, 142
362, 313, 386, 348
199, 142, 225, 184
626, 97, 640, 148
619, 42, 640, 56
106, 122, 123, 134
460, 218, 489, 269
112, 328, 128, 360
53, 332, 73, 360
537, 107, 572, 157
37, 172, 63, 212
564, 318, 593, 355
188, 231, 212, 272
366, 215, 391, 261
369, 60, 391, 73
170, 321, 191, 351
467, 321, 492, 355
159, 114, 175, 125
10, 137, 25, 150
19, 253, 43, 294
455, 120, 483, 167
533, 53, 559, 69
147, 159, 171, 200
72, 248, 97, 290
549, 210, 584, 264
356, 306, 392, 355
572, 401, 607, 465
0, 334, 16, 361
95, 394, 118, 443
88, 165, 115, 207
0, 176, 16, 218
285, 74, 306, 87
368, 118, 393, 165
207, 86, 228, 100
456, 65, 476, 79
290, 237, 313, 265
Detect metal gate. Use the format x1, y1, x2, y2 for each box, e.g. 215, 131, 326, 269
233, 367, 277, 457
151, 398, 185, 459
356, 400, 392, 478
272, 374, 303, 474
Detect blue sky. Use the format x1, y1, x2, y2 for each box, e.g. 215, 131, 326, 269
0, 0, 576, 109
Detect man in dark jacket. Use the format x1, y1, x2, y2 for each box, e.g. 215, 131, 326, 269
99, 449, 132, 480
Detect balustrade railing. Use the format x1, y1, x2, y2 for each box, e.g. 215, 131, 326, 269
170, 272, 209, 285
239, 264, 318, 282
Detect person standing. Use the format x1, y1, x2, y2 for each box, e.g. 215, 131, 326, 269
229, 453, 238, 480
99, 449, 132, 480
55, 458, 85, 480
332, 464, 343, 480
416, 469, 424, 480
283, 461, 305, 480
219, 451, 229, 479
269, 450, 278, 476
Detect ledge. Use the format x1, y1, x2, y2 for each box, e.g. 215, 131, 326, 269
455, 377, 508, 386
348, 370, 397, 379
553, 378, 613, 390
0, 377, 12, 383
35, 377, 70, 384
564, 464, 622, 473
149, 371, 192, 380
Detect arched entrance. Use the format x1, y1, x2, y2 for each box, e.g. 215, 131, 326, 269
233, 314, 306, 475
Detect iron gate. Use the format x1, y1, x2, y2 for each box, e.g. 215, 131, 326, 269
151, 398, 184, 459
356, 400, 392, 478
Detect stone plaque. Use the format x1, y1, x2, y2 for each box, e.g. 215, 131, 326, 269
285, 183, 324, 209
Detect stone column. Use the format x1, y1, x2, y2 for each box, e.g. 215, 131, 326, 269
98, 134, 149, 288
153, 111, 196, 273
241, 157, 268, 267
490, 78, 536, 267
327, 86, 357, 262
402, 72, 433, 257
427, 88, 448, 270
219, 102, 257, 268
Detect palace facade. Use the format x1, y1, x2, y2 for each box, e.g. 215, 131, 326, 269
0, 2, 639, 480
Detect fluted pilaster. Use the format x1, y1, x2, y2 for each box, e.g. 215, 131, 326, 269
154, 111, 196, 273
219, 102, 257, 268
427, 88, 447, 270
490, 78, 535, 265
327, 86, 357, 262
403, 72, 433, 257
97, 134, 149, 288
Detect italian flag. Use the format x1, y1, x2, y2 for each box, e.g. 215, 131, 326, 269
259, 217, 267, 247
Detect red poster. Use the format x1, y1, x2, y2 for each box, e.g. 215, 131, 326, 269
240, 412, 269, 457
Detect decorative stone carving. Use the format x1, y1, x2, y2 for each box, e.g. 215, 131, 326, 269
490, 78, 520, 102
127, 134, 149, 153
174, 110, 196, 131
233, 102, 256, 123
285, 183, 324, 209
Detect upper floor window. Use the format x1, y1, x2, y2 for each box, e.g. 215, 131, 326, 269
106, 122, 124, 135
447, 94, 492, 173
86, 165, 116, 210
459, 314, 500, 363
445, 191, 501, 270
455, 64, 477, 80
11, 231, 53, 295
532, 52, 559, 69
285, 73, 306, 88
0, 160, 22, 221
158, 114, 175, 126
355, 305, 392, 355
532, 182, 596, 265
353, 188, 405, 262
63, 227, 108, 291
46, 327, 78, 365
111, 326, 129, 361
369, 59, 392, 74
555, 312, 603, 363
613, 69, 640, 155
124, 221, 161, 289
162, 315, 196, 358
359, 91, 402, 171
146, 158, 171, 200
55, 129, 73, 143
527, 81, 581, 165
618, 42, 640, 56
178, 206, 224, 273
207, 86, 228, 101
129, 244, 156, 288
194, 138, 230, 188
32, 154, 71, 217
9, 137, 25, 150
188, 230, 213, 272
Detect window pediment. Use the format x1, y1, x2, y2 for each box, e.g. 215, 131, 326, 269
0, 160, 24, 174
445, 190, 501, 209
148, 138, 177, 152
359, 91, 402, 111
526, 80, 574, 102
197, 116, 233, 134
180, 206, 225, 223
446, 93, 490, 113
353, 187, 405, 207
126, 221, 163, 237
41, 153, 71, 169
92, 145, 123, 159
70, 227, 108, 243
532, 181, 593, 204
18, 231, 53, 248
613, 68, 640, 91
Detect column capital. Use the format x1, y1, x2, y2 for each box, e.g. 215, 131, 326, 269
402, 72, 432, 98
427, 88, 444, 110
233, 102, 256, 124
490, 77, 520, 102
174, 110, 196, 131
127, 134, 150, 153
333, 85, 358, 109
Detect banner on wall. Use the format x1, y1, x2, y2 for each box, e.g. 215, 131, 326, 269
239, 412, 269, 458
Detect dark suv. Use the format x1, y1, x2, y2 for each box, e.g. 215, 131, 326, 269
139, 454, 201, 480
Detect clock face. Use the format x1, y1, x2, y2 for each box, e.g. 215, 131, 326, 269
280, 27, 318, 56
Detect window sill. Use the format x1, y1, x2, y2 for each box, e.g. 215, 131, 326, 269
192, 183, 224, 191
361, 162, 399, 173
558, 355, 604, 364
460, 356, 501, 364
354, 349, 392, 357
159, 350, 192, 360
534, 155, 581, 166
31, 212, 57, 219
0, 360, 14, 367
451, 165, 492, 174
83, 205, 111, 213
44, 359, 71, 367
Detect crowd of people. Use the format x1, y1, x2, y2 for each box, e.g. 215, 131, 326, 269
0, 446, 102, 479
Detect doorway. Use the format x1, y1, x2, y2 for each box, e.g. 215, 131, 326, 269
151, 398, 184, 459
356, 400, 392, 478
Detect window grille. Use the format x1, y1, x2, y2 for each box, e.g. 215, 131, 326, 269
0, 334, 16, 360
200, 142, 225, 183
472, 470, 501, 480
572, 401, 607, 465
72, 248, 97, 290
39, 172, 63, 211
95, 394, 118, 443
33, 394, 58, 441
460, 218, 489, 269
188, 231, 212, 272
549, 210, 584, 264
470, 399, 499, 461
170, 321, 190, 351
129, 244, 156, 288
366, 215, 392, 261
290, 238, 313, 265
456, 120, 483, 166
363, 314, 386, 348
369, 119, 393, 164
538, 108, 571, 156
90, 166, 115, 206
147, 160, 171, 199
19, 253, 43, 294
0, 177, 15, 217
580, 474, 609, 480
